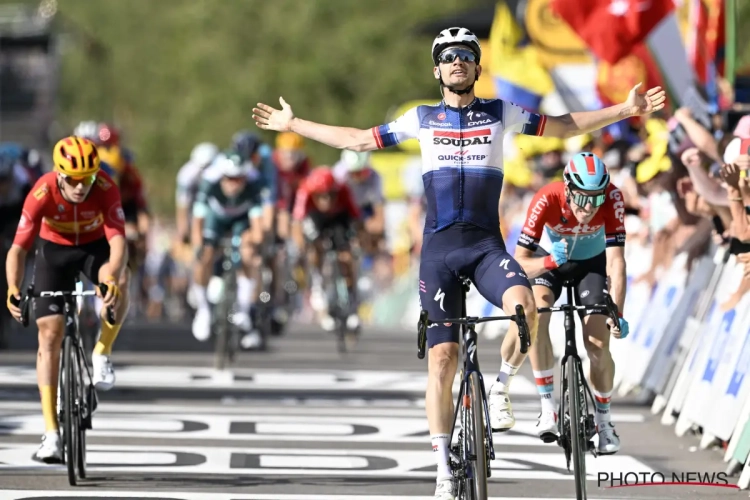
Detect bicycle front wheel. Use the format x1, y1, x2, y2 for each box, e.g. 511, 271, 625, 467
62, 336, 78, 486
568, 359, 587, 500
468, 371, 489, 499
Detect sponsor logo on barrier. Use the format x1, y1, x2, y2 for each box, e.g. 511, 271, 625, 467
643, 286, 677, 348
703, 309, 736, 383
726, 325, 750, 397
597, 471, 736, 489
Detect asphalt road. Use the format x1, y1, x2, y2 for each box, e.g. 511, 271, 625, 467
0, 320, 742, 499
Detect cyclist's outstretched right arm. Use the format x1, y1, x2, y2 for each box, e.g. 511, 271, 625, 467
253, 97, 419, 152
290, 118, 377, 152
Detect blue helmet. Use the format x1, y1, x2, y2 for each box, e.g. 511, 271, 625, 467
563, 152, 609, 191
232, 130, 261, 162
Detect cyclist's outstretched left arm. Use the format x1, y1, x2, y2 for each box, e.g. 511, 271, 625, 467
505, 85, 665, 139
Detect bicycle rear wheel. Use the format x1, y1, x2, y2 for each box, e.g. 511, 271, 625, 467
62, 336, 78, 485
467, 371, 488, 499
568, 359, 587, 500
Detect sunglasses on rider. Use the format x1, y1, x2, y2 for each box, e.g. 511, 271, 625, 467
438, 48, 477, 65
61, 173, 97, 187
570, 190, 606, 208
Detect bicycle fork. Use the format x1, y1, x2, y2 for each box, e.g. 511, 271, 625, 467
558, 353, 597, 457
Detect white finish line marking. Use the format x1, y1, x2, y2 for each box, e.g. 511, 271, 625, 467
0, 444, 655, 480
0, 401, 646, 422
0, 366, 540, 395
0, 412, 645, 444
0, 492, 619, 500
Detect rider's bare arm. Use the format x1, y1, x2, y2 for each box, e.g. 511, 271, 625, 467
606, 246, 626, 313
542, 85, 666, 138
5, 245, 27, 294
289, 118, 378, 152
106, 235, 128, 282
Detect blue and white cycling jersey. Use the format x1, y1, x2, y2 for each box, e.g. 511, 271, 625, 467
372, 98, 546, 234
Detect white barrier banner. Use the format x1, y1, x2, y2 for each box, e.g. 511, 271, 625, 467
704, 291, 750, 441
643, 255, 715, 394
619, 254, 688, 390
679, 256, 744, 431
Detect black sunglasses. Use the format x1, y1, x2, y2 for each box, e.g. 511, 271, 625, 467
438, 48, 476, 64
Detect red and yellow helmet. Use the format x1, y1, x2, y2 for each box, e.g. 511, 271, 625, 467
53, 136, 100, 178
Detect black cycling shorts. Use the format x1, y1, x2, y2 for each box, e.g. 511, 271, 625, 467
532, 247, 608, 318
32, 238, 110, 320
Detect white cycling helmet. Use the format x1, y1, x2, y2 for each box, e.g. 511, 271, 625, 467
74, 121, 99, 141
340, 150, 370, 172
190, 142, 219, 167
431, 27, 482, 66
216, 153, 248, 178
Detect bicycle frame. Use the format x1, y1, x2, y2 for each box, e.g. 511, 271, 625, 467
556, 284, 597, 452
448, 281, 496, 482
61, 294, 98, 429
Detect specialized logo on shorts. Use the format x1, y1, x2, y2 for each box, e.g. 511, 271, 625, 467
499, 258, 510, 270
581, 290, 590, 298
33, 183, 48, 200
506, 272, 515, 278
434, 288, 446, 312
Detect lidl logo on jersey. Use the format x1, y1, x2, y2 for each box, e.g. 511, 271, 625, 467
432, 129, 492, 147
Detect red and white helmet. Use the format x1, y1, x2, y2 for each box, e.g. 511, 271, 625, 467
431, 27, 482, 66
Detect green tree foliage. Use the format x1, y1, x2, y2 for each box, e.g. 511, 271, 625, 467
54, 0, 479, 214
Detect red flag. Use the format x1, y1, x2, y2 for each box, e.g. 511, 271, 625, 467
551, 0, 676, 65
688, 0, 725, 84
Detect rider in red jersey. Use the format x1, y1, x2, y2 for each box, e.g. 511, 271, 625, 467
5, 136, 130, 463
292, 167, 361, 332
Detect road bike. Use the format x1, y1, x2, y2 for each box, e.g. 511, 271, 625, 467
416, 275, 532, 500
536, 280, 620, 500
13, 282, 115, 486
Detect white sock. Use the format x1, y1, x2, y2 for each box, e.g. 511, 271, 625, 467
431, 434, 452, 481
191, 283, 208, 309
593, 389, 612, 426
236, 275, 256, 315
533, 369, 557, 413
494, 360, 519, 394
311, 271, 323, 289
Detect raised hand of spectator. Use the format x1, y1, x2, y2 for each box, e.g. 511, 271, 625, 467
721, 163, 742, 189
681, 147, 702, 169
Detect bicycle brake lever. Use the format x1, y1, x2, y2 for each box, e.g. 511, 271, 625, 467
417, 310, 428, 359
604, 294, 620, 331
514, 304, 531, 354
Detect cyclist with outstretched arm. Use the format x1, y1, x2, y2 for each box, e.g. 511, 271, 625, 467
252, 27, 665, 500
